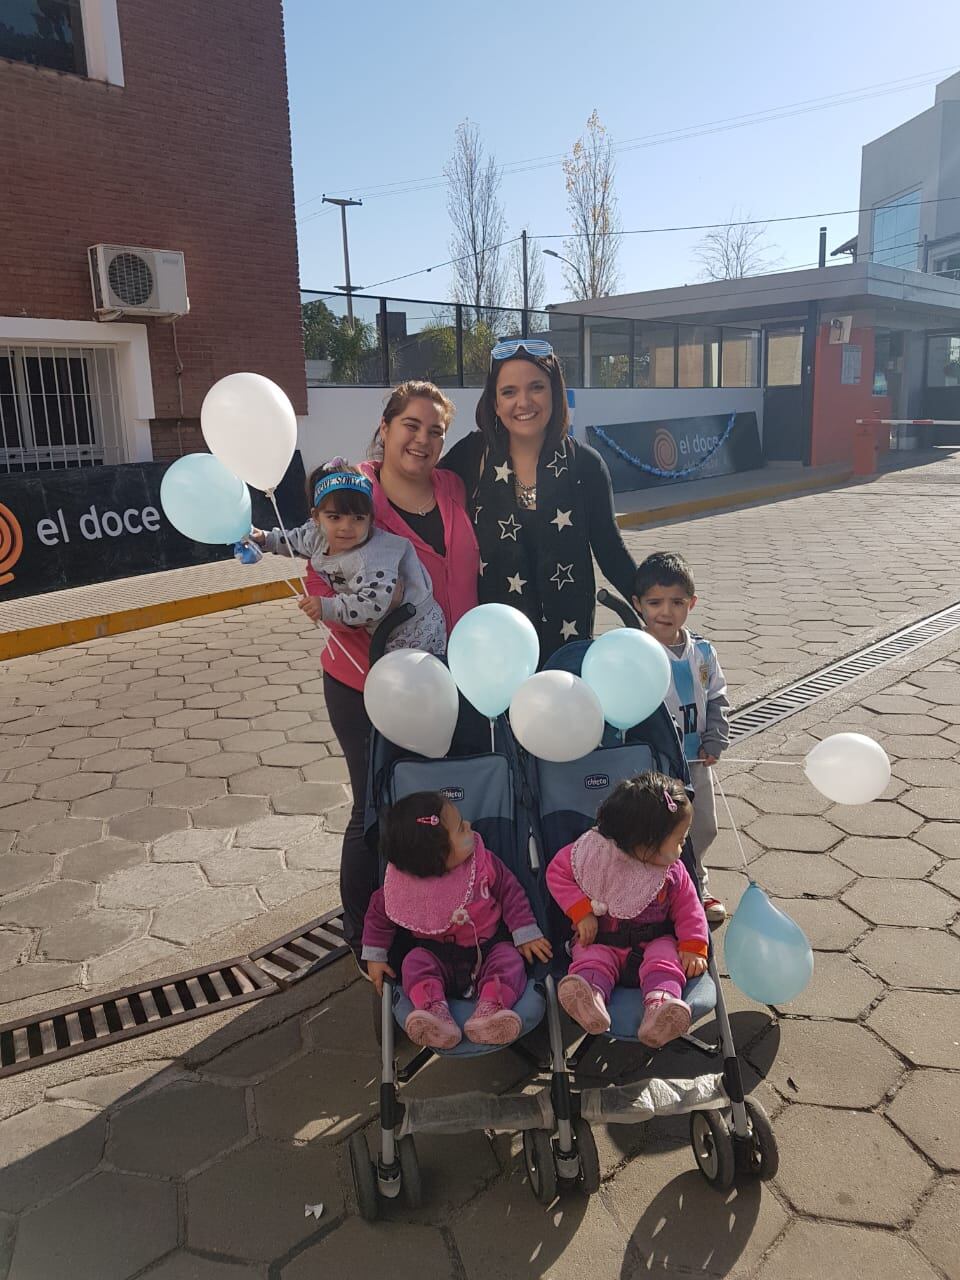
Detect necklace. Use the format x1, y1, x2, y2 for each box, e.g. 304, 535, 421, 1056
514, 477, 537, 510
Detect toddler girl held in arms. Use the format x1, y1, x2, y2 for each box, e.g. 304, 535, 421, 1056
362, 792, 552, 1050
250, 458, 447, 655
547, 772, 709, 1049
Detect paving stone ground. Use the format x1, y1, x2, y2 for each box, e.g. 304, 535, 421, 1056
0, 454, 959, 1277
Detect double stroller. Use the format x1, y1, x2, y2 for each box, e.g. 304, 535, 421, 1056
348, 594, 778, 1219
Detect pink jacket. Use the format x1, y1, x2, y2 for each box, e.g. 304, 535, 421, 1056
309, 463, 479, 690
361, 835, 543, 963
546, 839, 709, 958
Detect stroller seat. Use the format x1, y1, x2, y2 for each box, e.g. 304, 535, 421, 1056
607, 971, 716, 1040
391, 980, 545, 1058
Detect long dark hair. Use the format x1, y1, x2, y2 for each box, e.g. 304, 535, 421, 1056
475, 348, 569, 454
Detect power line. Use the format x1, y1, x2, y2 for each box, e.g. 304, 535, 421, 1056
295, 65, 957, 223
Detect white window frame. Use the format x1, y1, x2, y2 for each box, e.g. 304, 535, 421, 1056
79, 0, 124, 86
0, 319, 154, 463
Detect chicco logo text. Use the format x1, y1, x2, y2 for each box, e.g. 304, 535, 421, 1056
439, 787, 464, 802
584, 774, 610, 790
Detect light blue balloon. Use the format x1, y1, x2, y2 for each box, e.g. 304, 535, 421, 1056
725, 882, 814, 1004
160, 454, 252, 545
581, 629, 672, 730
447, 604, 540, 718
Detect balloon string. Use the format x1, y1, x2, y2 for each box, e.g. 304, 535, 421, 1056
714, 772, 753, 876
265, 488, 364, 677
686, 757, 800, 767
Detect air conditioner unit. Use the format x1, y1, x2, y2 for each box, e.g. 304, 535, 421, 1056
89, 244, 189, 319
828, 315, 853, 345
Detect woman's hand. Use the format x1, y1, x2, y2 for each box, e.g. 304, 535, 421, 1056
298, 595, 322, 623
575, 913, 598, 947
366, 960, 395, 996
680, 950, 707, 977
518, 937, 553, 964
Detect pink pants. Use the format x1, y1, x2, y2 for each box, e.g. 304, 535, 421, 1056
402, 941, 527, 1010
569, 935, 686, 1002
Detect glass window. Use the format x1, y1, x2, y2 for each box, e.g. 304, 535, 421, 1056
0, 0, 86, 74
926, 334, 960, 387
678, 326, 720, 388
872, 191, 921, 269
585, 318, 630, 388
765, 328, 803, 387
386, 302, 458, 387
540, 313, 581, 388
934, 251, 960, 282
634, 325, 675, 388
301, 293, 381, 385
721, 329, 760, 388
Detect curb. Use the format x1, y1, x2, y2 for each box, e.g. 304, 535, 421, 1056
0, 579, 294, 661
615, 469, 853, 528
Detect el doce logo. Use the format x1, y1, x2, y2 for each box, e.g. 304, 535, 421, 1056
653, 429, 678, 471
0, 504, 23, 587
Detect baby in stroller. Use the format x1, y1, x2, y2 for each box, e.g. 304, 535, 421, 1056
548, 771, 709, 1049
361, 791, 552, 1050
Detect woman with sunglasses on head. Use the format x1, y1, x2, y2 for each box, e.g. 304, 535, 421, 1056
441, 339, 637, 656
300, 381, 480, 958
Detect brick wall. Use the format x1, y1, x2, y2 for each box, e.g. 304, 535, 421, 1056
0, 0, 307, 459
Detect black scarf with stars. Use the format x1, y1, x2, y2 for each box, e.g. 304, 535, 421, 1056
473, 432, 594, 659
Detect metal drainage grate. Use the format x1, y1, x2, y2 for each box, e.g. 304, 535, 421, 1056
729, 601, 960, 742
249, 909, 349, 986
0, 909, 348, 1079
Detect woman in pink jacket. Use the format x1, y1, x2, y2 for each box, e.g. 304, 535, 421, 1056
302, 381, 480, 956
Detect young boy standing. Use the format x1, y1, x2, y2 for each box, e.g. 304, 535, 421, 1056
632, 552, 730, 923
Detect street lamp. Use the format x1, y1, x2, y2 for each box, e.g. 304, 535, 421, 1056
543, 248, 589, 299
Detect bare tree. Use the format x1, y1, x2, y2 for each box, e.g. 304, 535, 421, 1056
694, 213, 781, 280
444, 121, 507, 318
507, 231, 546, 312
561, 110, 622, 299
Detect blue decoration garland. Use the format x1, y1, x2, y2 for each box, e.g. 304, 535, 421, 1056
591, 411, 738, 480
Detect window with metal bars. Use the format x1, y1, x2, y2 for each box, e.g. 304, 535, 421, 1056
0, 345, 124, 470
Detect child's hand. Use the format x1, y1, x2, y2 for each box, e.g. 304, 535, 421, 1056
366, 960, 395, 996
698, 748, 719, 766
518, 937, 553, 964
249, 527, 266, 546
575, 913, 598, 946
298, 595, 322, 622
680, 950, 707, 977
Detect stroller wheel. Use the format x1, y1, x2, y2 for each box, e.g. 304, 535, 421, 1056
573, 1118, 600, 1194
523, 1128, 558, 1205
690, 1110, 735, 1191
740, 1097, 779, 1181
348, 1131, 379, 1221
397, 1134, 423, 1209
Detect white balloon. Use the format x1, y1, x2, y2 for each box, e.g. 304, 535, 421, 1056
363, 650, 459, 759
509, 671, 605, 763
201, 373, 297, 491
804, 732, 891, 805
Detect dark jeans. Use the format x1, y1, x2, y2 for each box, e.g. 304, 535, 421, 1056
323, 671, 376, 955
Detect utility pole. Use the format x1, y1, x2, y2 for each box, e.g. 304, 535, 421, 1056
521, 229, 529, 335
322, 195, 362, 326
818, 225, 827, 269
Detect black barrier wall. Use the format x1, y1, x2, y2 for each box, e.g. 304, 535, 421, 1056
0, 456, 308, 601
586, 412, 762, 492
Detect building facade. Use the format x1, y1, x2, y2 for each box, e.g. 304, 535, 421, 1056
0, 0, 306, 470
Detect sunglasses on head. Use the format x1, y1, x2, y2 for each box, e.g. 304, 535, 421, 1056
489, 338, 555, 368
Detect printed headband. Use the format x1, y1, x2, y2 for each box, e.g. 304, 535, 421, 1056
313, 470, 374, 507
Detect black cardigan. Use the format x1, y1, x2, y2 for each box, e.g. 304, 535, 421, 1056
440, 432, 638, 633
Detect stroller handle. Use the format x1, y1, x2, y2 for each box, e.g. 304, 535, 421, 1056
596, 588, 642, 629
369, 603, 417, 665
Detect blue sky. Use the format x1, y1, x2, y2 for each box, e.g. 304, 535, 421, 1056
283, 0, 960, 306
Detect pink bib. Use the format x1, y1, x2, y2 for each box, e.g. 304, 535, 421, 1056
570, 828, 666, 920
383, 836, 478, 935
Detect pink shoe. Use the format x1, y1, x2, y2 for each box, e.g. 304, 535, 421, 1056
638, 993, 691, 1048
405, 999, 462, 1050
558, 975, 611, 1034
464, 997, 522, 1045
